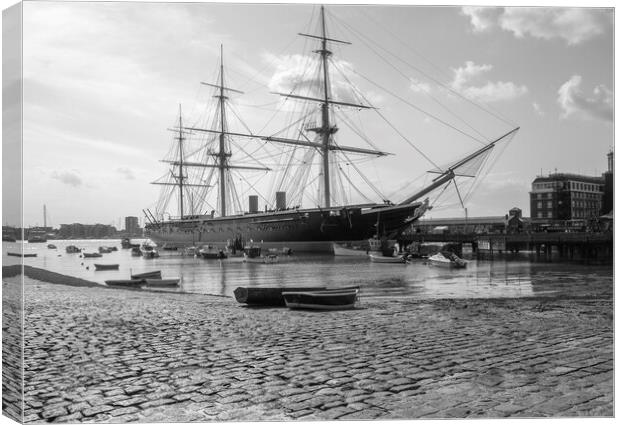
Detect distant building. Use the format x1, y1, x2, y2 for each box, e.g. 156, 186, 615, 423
125, 216, 140, 236
601, 150, 613, 215
58, 223, 117, 239
529, 173, 604, 221
412, 208, 529, 235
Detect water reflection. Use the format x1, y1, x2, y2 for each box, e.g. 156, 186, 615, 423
2, 240, 612, 300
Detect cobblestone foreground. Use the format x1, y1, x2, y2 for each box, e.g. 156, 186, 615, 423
14, 274, 613, 422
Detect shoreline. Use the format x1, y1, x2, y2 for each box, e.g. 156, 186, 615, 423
3, 265, 613, 421
2, 264, 613, 304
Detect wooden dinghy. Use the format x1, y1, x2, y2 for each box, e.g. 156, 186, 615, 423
94, 264, 120, 271
282, 287, 360, 310
130, 270, 162, 280
234, 286, 326, 307
104, 279, 144, 287
7, 252, 37, 258
144, 278, 180, 287
369, 254, 408, 263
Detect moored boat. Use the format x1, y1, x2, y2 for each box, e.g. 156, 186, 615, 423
94, 264, 120, 271
369, 253, 408, 263
233, 286, 327, 306
428, 252, 467, 268
7, 252, 37, 258
282, 287, 360, 310
47, 244, 57, 249
82, 252, 103, 258
144, 278, 180, 287
66, 245, 81, 253
130, 270, 162, 280
131, 246, 142, 257
98, 246, 112, 254
143, 7, 518, 253
242, 246, 278, 264
140, 243, 159, 258
198, 245, 227, 259
105, 279, 144, 287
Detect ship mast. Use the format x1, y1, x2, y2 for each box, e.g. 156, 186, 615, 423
177, 105, 185, 219
319, 5, 333, 208
217, 45, 228, 216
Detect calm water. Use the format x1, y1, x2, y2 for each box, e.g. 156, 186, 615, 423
3, 239, 613, 300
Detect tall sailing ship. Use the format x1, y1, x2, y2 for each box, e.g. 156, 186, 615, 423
144, 6, 519, 252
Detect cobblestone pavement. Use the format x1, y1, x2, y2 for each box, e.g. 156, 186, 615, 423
15, 275, 613, 422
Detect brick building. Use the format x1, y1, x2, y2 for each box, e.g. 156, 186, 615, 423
529, 173, 604, 221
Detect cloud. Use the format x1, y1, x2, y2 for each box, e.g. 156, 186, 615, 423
461, 7, 611, 45
117, 167, 136, 180
409, 77, 432, 94
264, 53, 370, 107
450, 61, 527, 103
51, 171, 83, 187
461, 7, 502, 33
532, 102, 544, 116
557, 75, 612, 122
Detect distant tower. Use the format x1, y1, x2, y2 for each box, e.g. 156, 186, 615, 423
607, 150, 614, 173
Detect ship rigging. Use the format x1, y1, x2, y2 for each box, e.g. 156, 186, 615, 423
145, 5, 519, 251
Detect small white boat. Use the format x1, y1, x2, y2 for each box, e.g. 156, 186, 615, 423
428, 252, 467, 268
140, 243, 159, 258
144, 278, 180, 287
369, 254, 408, 264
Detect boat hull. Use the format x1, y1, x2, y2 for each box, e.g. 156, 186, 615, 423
369, 254, 407, 263
94, 264, 119, 271
131, 271, 162, 280
234, 286, 327, 306
144, 278, 180, 287
282, 289, 359, 310
145, 203, 423, 253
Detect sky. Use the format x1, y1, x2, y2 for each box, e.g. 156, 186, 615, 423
2, 1, 615, 228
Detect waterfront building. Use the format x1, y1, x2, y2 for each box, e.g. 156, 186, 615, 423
529, 173, 604, 221
124, 216, 140, 236
411, 208, 529, 235
58, 223, 117, 239
601, 150, 613, 215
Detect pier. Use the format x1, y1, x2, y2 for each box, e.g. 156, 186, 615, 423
402, 232, 613, 262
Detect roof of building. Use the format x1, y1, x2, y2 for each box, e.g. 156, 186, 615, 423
532, 173, 604, 184
418, 216, 530, 226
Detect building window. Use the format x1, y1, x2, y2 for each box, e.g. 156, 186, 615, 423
537, 201, 542, 209
547, 201, 552, 208
547, 211, 553, 218
537, 212, 543, 218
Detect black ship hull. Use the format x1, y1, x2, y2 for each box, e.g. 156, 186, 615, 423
145, 202, 424, 252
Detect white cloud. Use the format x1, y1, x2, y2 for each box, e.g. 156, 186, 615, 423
532, 102, 544, 116
461, 7, 502, 33
450, 61, 527, 103
451, 61, 493, 91
409, 77, 432, 93
51, 171, 83, 187
461, 7, 611, 45
557, 75, 612, 122
264, 53, 370, 106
